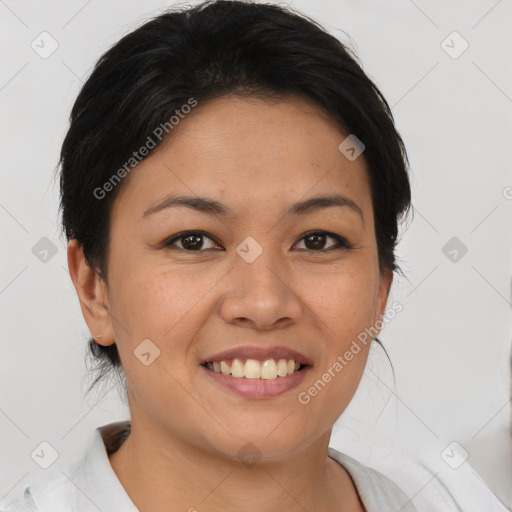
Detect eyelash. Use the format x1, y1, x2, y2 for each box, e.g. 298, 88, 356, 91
162, 230, 353, 253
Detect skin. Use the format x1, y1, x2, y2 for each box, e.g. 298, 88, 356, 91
68, 94, 392, 512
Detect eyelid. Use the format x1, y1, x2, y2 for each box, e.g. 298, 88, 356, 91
163, 230, 353, 252
295, 230, 353, 251
163, 230, 221, 251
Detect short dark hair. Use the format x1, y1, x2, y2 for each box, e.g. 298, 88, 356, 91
58, 0, 411, 397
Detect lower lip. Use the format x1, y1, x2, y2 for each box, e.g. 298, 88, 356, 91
200, 364, 311, 399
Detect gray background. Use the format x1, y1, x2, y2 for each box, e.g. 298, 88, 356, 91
1, 0, 511, 507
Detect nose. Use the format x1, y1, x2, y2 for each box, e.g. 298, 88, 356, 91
218, 244, 303, 330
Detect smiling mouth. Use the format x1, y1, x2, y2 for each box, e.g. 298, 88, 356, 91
201, 358, 309, 380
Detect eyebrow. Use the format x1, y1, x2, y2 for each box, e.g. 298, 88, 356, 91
142, 193, 364, 224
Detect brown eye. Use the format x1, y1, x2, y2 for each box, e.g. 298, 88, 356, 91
164, 231, 221, 251
163, 230, 351, 253
294, 231, 351, 252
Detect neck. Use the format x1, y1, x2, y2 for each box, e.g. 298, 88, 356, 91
107, 416, 363, 512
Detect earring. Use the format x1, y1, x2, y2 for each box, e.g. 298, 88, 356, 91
96, 334, 102, 339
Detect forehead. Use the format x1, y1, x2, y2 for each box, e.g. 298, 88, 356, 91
111, 95, 372, 222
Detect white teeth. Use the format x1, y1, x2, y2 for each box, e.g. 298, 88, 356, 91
276, 358, 288, 377
231, 358, 245, 378
221, 360, 231, 375
206, 358, 304, 379
261, 359, 278, 380
244, 359, 261, 379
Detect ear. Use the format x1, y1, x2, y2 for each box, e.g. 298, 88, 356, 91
67, 239, 115, 347
374, 267, 393, 330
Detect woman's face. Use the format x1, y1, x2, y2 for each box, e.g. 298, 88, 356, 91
86, 95, 391, 459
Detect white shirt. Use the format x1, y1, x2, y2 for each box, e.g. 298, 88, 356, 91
0, 421, 508, 512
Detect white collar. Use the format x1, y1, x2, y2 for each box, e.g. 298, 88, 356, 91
71, 420, 137, 512
28, 420, 416, 512
24, 420, 508, 512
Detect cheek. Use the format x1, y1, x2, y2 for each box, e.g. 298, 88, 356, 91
107, 258, 220, 348
297, 274, 376, 428
306, 264, 379, 342
106, 265, 209, 397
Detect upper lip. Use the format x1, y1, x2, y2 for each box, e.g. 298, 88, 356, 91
200, 345, 313, 366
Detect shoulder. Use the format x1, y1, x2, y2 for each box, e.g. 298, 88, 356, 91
328, 447, 419, 512
1, 421, 133, 512
0, 487, 37, 512
1, 472, 73, 512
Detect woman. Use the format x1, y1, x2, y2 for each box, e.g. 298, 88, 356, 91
2, 1, 504, 511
